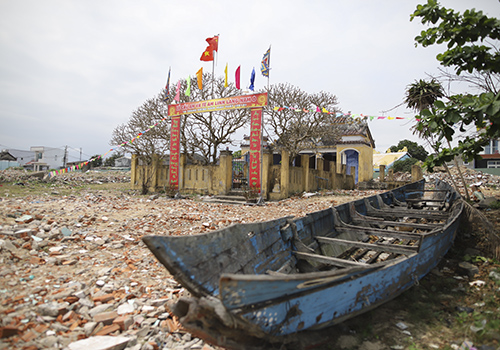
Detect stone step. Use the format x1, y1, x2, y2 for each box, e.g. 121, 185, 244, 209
214, 195, 247, 202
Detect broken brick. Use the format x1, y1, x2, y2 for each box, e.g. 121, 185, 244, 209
112, 315, 133, 331
93, 311, 118, 325
0, 326, 20, 338
20, 330, 37, 342
94, 324, 120, 336
92, 293, 114, 303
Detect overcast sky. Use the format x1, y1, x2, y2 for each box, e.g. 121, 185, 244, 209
0, 0, 498, 163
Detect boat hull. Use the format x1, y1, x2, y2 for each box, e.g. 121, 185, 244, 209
143, 180, 463, 349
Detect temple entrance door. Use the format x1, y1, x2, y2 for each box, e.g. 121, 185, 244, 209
343, 149, 359, 184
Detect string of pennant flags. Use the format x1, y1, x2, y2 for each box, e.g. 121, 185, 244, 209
47, 117, 170, 178
48, 35, 415, 178
166, 35, 415, 122
272, 106, 414, 120
48, 109, 414, 177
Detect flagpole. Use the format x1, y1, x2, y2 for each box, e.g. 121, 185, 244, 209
259, 45, 271, 205
211, 55, 215, 99
211, 34, 219, 99
267, 45, 271, 90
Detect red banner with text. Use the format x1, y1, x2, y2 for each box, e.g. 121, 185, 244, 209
249, 108, 262, 191
169, 116, 181, 189
168, 93, 267, 116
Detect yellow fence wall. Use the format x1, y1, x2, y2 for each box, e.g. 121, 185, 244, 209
131, 150, 355, 200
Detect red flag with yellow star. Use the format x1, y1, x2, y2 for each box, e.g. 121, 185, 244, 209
200, 35, 218, 61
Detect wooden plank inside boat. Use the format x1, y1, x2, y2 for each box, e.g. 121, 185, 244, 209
316, 236, 418, 255
365, 208, 449, 220
351, 217, 439, 230
293, 251, 368, 267
333, 225, 425, 241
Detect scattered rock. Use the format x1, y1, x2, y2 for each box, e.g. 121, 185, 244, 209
67, 335, 130, 350
117, 302, 135, 315
338, 335, 359, 349
489, 270, 500, 281
1, 168, 499, 349
458, 261, 480, 277
359, 340, 386, 350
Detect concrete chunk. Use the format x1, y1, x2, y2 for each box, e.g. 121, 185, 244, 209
67, 335, 130, 350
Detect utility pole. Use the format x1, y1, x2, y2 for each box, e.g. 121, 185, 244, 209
79, 148, 82, 162
62, 145, 68, 167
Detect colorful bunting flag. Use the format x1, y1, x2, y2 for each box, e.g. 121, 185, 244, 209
249, 68, 255, 91
196, 68, 203, 90
261, 47, 270, 77
224, 63, 228, 88
47, 104, 414, 179
164, 67, 171, 100
174, 80, 181, 102
235, 66, 241, 90
185, 75, 191, 97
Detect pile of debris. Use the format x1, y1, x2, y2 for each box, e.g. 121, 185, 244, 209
367, 166, 500, 197
0, 206, 192, 350
426, 166, 500, 187
47, 171, 130, 186
1, 167, 499, 349
0, 183, 383, 350
0, 169, 130, 187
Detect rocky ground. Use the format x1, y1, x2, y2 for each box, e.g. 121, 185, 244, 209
0, 169, 499, 350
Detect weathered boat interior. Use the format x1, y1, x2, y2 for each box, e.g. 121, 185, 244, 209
143, 180, 460, 299
288, 188, 451, 274
142, 179, 464, 349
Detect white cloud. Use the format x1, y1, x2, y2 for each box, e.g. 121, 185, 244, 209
0, 0, 498, 158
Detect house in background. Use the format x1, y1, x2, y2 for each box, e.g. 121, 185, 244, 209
299, 118, 375, 184
0, 150, 20, 170
236, 120, 375, 185
1, 147, 66, 171
29, 146, 66, 171
373, 148, 411, 178
463, 138, 500, 176
240, 135, 270, 155
3, 148, 35, 168
114, 156, 131, 168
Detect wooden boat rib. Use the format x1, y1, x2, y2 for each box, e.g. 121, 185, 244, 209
142, 179, 463, 349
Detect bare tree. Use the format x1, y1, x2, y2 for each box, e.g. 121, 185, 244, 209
110, 92, 169, 193
175, 74, 251, 165
263, 83, 340, 162
433, 67, 500, 95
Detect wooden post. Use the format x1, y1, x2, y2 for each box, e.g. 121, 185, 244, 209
280, 150, 290, 198
180, 153, 187, 191
388, 168, 394, 182
411, 164, 423, 182
316, 156, 324, 189
219, 150, 233, 194
131, 154, 138, 189
302, 154, 310, 192
379, 165, 386, 182
329, 161, 336, 189
262, 149, 272, 199
151, 154, 159, 191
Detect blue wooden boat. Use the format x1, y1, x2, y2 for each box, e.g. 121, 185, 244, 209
143, 179, 463, 349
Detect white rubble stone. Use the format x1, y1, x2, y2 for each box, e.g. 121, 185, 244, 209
67, 335, 130, 350
117, 302, 135, 315
84, 321, 98, 337
89, 304, 113, 317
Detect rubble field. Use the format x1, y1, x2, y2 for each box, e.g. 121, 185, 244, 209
0, 168, 499, 350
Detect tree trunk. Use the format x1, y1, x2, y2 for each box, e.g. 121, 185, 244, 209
447, 140, 471, 201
